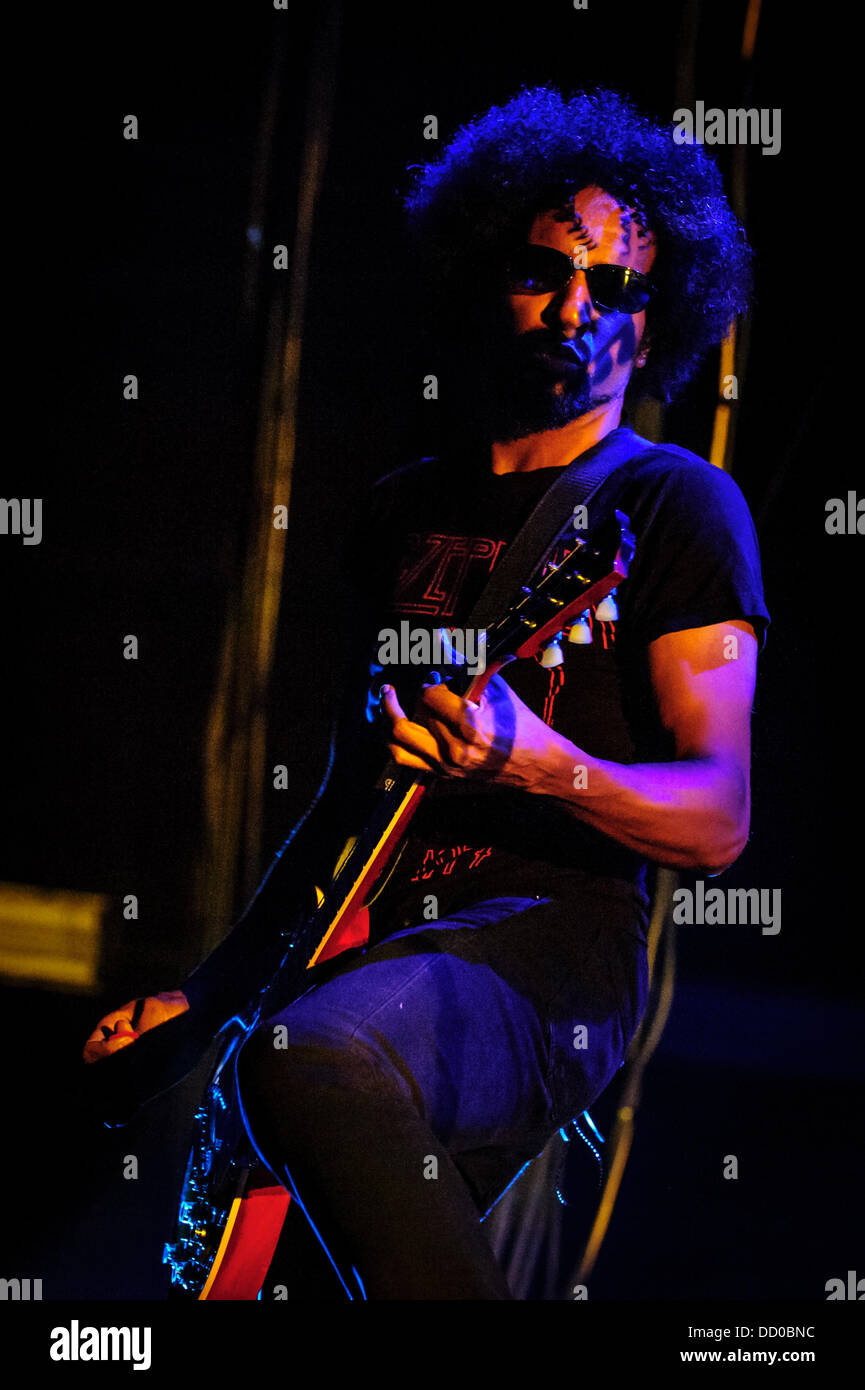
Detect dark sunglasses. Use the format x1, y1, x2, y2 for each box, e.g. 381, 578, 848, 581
505, 243, 654, 315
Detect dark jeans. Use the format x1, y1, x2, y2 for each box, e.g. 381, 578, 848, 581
234, 888, 648, 1300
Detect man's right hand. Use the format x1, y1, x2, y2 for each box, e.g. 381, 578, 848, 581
83, 991, 190, 1064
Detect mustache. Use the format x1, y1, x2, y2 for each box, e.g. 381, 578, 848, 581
505, 317, 631, 365
493, 331, 591, 378
513, 328, 590, 357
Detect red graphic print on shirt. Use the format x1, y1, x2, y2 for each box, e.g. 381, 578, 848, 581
393, 533, 505, 617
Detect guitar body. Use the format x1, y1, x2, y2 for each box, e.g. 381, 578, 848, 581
162, 512, 635, 1299
164, 905, 370, 1299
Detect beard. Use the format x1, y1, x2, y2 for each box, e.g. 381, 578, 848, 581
483, 328, 596, 442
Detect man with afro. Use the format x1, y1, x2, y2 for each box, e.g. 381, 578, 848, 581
89, 86, 769, 1301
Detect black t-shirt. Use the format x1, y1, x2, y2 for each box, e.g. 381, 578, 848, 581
355, 435, 770, 933
180, 429, 769, 1022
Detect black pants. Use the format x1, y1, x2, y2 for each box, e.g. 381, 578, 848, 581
234, 886, 648, 1300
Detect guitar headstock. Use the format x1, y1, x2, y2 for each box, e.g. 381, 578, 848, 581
486, 508, 634, 667
414, 510, 634, 699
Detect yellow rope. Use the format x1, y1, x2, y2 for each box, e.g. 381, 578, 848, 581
574, 0, 763, 1288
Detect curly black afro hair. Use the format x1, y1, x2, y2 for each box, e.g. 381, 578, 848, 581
404, 85, 753, 403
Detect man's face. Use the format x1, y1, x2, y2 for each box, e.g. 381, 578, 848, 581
489, 186, 657, 440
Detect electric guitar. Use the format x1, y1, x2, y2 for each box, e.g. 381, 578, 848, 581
129, 508, 635, 1297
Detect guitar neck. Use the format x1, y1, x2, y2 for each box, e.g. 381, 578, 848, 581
305, 644, 503, 969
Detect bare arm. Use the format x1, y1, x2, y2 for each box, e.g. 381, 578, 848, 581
381, 619, 757, 876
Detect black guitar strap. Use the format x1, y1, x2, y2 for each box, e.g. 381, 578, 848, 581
465, 425, 657, 633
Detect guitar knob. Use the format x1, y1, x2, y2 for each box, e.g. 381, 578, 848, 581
595, 588, 619, 622
568, 614, 592, 645
540, 634, 564, 667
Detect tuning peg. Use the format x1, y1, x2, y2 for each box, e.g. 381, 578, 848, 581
594, 588, 619, 622
540, 634, 564, 667
567, 614, 592, 645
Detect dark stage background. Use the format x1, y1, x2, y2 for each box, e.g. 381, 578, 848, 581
3, 0, 861, 1311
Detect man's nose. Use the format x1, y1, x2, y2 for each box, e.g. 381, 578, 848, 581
541, 271, 596, 335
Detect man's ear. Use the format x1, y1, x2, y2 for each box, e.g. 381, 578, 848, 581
635, 331, 651, 369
